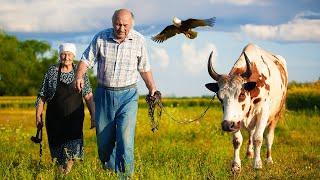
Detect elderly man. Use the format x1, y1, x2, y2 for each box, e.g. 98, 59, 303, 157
74, 9, 158, 175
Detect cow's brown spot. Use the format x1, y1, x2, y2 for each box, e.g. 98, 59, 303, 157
233, 138, 240, 149
246, 151, 254, 158
253, 98, 261, 104
250, 87, 260, 99
257, 74, 267, 88
272, 57, 288, 87
246, 106, 252, 118
248, 63, 260, 81
248, 117, 257, 129
253, 139, 262, 147
265, 83, 270, 91
242, 104, 245, 111
250, 73, 271, 99
238, 89, 246, 102
261, 56, 271, 77
267, 150, 271, 159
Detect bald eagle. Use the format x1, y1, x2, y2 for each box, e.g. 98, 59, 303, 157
151, 17, 216, 43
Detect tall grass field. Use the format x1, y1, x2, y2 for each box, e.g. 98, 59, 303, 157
0, 82, 319, 179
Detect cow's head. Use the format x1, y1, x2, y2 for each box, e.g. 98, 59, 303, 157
205, 51, 256, 132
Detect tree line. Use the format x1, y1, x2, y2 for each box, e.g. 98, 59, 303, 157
0, 31, 96, 96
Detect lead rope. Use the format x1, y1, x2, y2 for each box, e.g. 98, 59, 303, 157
31, 125, 43, 165
146, 91, 216, 132
146, 91, 162, 132
39, 128, 43, 165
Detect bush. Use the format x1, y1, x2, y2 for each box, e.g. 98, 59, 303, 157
286, 81, 320, 111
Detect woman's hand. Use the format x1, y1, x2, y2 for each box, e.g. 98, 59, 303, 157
35, 98, 45, 129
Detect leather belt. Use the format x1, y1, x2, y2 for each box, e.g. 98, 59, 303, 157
98, 83, 137, 91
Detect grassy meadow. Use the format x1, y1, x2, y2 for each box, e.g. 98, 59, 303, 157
0, 83, 319, 179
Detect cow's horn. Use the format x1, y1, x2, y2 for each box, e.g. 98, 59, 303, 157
207, 51, 221, 81
241, 52, 252, 78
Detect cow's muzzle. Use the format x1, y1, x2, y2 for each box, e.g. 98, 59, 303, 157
221, 120, 241, 132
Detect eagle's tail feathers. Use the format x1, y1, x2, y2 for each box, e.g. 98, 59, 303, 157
205, 17, 216, 27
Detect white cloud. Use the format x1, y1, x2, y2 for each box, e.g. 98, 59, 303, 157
209, 0, 268, 6
294, 11, 320, 20
150, 47, 170, 69
0, 0, 127, 32
181, 43, 217, 74
240, 12, 320, 42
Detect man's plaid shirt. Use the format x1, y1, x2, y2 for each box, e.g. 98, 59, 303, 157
81, 28, 151, 87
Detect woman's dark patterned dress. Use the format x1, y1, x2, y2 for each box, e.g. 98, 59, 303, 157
36, 63, 92, 165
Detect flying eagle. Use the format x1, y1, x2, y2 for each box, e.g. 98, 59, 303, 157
151, 17, 216, 43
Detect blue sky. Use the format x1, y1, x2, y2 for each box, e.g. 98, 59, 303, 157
1, 0, 319, 97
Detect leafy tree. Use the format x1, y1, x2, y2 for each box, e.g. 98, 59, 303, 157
0, 31, 99, 96
0, 31, 57, 95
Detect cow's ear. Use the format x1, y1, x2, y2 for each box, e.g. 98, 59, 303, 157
205, 83, 219, 92
243, 81, 256, 91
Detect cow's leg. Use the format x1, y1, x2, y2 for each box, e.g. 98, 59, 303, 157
265, 121, 276, 164
231, 131, 243, 173
253, 109, 269, 169
246, 129, 254, 159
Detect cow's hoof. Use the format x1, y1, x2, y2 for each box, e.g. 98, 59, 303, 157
266, 157, 273, 164
254, 160, 263, 169
246, 151, 254, 159
231, 161, 241, 174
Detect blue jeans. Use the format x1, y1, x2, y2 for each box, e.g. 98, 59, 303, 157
95, 86, 138, 175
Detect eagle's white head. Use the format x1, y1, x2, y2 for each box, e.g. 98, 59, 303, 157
172, 17, 182, 27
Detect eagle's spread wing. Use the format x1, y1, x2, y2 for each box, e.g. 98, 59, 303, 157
151, 25, 181, 43
183, 17, 216, 29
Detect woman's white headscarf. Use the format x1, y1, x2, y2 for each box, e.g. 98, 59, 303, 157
59, 43, 76, 56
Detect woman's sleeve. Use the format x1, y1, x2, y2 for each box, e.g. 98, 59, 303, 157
35, 71, 49, 107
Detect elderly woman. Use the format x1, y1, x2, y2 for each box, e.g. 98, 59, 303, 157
35, 43, 95, 174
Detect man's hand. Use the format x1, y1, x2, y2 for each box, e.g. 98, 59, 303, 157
74, 78, 84, 92
149, 89, 157, 96
153, 90, 162, 100
73, 61, 89, 92
146, 90, 161, 103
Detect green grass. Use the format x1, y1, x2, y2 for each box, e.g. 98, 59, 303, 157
0, 103, 319, 179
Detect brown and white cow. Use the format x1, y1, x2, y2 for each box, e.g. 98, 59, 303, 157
205, 43, 288, 173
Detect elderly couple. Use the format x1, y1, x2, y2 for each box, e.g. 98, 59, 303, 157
35, 9, 158, 176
